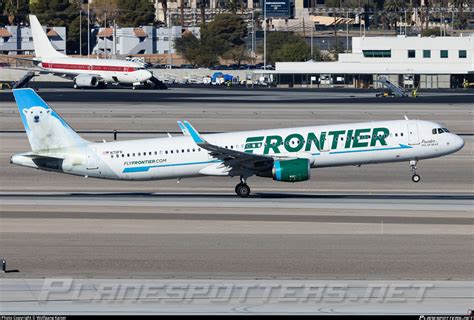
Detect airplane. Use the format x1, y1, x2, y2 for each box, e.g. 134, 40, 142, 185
10, 88, 464, 197
18, 15, 158, 90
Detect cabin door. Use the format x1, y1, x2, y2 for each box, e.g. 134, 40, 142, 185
408, 123, 420, 145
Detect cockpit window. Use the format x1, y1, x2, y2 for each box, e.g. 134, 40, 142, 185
442, 128, 450, 133
432, 129, 437, 134
437, 128, 444, 134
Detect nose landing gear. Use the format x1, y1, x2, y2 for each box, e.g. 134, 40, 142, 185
410, 160, 420, 183
235, 176, 251, 197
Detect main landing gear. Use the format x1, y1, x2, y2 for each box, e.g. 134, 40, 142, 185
410, 160, 421, 183
235, 177, 251, 198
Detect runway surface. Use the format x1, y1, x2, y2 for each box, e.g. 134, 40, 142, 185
0, 87, 472, 313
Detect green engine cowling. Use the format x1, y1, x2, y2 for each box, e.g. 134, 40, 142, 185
272, 158, 310, 182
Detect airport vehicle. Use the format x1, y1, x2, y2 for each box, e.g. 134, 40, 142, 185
22, 15, 160, 89
11, 89, 464, 197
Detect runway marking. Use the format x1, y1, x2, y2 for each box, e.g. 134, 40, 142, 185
2, 210, 472, 225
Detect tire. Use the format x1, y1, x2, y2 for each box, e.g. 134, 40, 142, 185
235, 183, 242, 194
412, 174, 420, 183
236, 183, 251, 198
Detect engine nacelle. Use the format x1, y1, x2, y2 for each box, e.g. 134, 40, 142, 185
272, 158, 310, 182
74, 74, 99, 88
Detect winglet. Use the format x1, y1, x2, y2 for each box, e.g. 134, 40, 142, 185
177, 121, 190, 136
183, 121, 205, 144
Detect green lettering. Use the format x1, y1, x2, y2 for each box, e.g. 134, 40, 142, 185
305, 132, 326, 152
345, 129, 353, 148
370, 127, 390, 146
244, 136, 264, 153
284, 133, 304, 152
328, 130, 345, 150
264, 135, 283, 154
353, 128, 371, 148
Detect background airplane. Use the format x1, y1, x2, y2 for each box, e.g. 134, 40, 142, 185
10, 89, 464, 197
14, 15, 165, 90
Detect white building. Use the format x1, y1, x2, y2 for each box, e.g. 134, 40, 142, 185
0, 25, 66, 55
273, 35, 474, 89
93, 26, 200, 56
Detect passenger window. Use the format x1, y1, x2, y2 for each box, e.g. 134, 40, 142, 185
171, 150, 173, 154
165, 151, 168, 154
122, 154, 124, 157
395, 133, 398, 137
149, 152, 152, 155
182, 149, 185, 153
432, 129, 437, 134
192, 148, 195, 152
154, 151, 157, 155
138, 153, 141, 156
401, 133, 403, 136
127, 153, 130, 157
133, 153, 135, 156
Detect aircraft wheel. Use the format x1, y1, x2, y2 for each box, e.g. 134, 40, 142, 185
132, 86, 137, 90
235, 183, 251, 198
412, 174, 420, 183
73, 83, 78, 89
235, 183, 242, 194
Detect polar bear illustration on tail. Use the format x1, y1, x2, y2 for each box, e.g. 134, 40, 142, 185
14, 89, 87, 152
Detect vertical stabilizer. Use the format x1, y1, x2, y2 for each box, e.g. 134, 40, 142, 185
13, 88, 87, 151
29, 15, 67, 59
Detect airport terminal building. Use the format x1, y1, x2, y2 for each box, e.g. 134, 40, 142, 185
270, 35, 474, 89
0, 25, 66, 55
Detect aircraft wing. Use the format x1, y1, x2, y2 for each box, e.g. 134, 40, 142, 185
179, 121, 275, 173
9, 65, 103, 81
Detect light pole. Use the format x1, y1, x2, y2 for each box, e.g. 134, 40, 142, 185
87, 1, 90, 58
168, 11, 172, 69
251, 10, 255, 58
346, 10, 348, 52
263, 0, 266, 71
104, 12, 107, 59
79, 8, 82, 55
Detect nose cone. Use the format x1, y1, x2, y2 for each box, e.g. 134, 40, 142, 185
451, 134, 464, 153
140, 70, 153, 81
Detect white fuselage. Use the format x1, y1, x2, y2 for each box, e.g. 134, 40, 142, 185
12, 119, 465, 182
38, 57, 153, 84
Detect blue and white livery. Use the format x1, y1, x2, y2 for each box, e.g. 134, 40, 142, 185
10, 89, 464, 197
